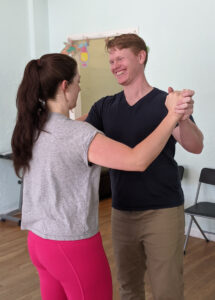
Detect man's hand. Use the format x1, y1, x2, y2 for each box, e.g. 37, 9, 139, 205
168, 87, 194, 120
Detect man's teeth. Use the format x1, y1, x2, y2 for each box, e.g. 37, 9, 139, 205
116, 71, 124, 76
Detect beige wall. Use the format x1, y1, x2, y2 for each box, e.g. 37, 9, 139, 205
79, 38, 122, 114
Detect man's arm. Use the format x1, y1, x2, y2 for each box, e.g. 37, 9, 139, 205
172, 119, 204, 154
85, 100, 104, 131
76, 113, 88, 121
169, 87, 204, 154
76, 98, 103, 129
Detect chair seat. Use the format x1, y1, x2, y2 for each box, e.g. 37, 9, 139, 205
185, 202, 215, 218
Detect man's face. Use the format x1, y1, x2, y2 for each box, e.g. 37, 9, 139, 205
108, 47, 144, 86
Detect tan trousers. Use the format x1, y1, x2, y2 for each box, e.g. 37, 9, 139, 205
112, 205, 185, 300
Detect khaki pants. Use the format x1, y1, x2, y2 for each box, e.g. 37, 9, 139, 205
112, 205, 185, 300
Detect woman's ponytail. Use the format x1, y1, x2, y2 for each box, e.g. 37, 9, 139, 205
11, 53, 77, 177
11, 59, 48, 177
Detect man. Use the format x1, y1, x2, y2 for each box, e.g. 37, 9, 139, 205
86, 34, 203, 300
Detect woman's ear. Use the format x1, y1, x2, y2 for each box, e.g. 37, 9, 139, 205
61, 80, 68, 92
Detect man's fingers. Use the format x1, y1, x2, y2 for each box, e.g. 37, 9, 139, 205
176, 101, 194, 109
177, 97, 194, 105
176, 103, 189, 109
182, 89, 195, 97
175, 108, 193, 115
168, 88, 195, 97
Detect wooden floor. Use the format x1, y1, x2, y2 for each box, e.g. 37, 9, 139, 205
1, 198, 215, 300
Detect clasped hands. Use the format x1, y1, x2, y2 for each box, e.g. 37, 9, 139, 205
166, 87, 194, 121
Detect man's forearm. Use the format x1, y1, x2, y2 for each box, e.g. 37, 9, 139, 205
177, 119, 204, 153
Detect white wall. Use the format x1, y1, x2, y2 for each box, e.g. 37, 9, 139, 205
30, 0, 50, 57
0, 0, 49, 153
0, 0, 49, 213
0, 0, 30, 153
48, 0, 215, 237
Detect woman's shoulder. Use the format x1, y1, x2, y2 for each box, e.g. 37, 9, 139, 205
65, 119, 101, 141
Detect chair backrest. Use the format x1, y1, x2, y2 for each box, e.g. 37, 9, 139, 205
178, 166, 184, 181
194, 168, 215, 204
199, 168, 215, 186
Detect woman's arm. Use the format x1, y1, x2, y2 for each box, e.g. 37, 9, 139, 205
88, 91, 190, 171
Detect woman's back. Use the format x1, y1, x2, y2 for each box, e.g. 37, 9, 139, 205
22, 112, 101, 240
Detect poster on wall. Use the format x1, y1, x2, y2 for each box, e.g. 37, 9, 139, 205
61, 38, 89, 67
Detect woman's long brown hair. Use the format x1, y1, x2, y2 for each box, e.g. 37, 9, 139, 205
11, 53, 77, 177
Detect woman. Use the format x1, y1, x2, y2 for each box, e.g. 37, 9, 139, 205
11, 53, 190, 300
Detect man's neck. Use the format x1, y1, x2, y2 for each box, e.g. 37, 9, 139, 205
123, 76, 153, 106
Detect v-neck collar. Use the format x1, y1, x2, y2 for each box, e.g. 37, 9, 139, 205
122, 88, 158, 108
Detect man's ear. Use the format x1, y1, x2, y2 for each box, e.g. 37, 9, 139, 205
138, 50, 146, 64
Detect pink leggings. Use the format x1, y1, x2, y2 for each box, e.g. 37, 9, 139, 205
28, 231, 112, 300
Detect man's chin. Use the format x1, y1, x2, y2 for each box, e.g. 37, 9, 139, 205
117, 79, 128, 86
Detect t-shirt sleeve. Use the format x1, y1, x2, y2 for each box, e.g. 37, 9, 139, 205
73, 121, 103, 167
86, 99, 104, 131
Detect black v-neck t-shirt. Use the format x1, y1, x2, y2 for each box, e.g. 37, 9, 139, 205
86, 88, 184, 211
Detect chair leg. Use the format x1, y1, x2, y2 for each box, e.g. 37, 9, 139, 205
192, 216, 209, 242
184, 216, 193, 254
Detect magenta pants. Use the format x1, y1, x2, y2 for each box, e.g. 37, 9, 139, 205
28, 231, 112, 300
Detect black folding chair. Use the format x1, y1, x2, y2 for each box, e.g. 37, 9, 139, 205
184, 168, 215, 254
